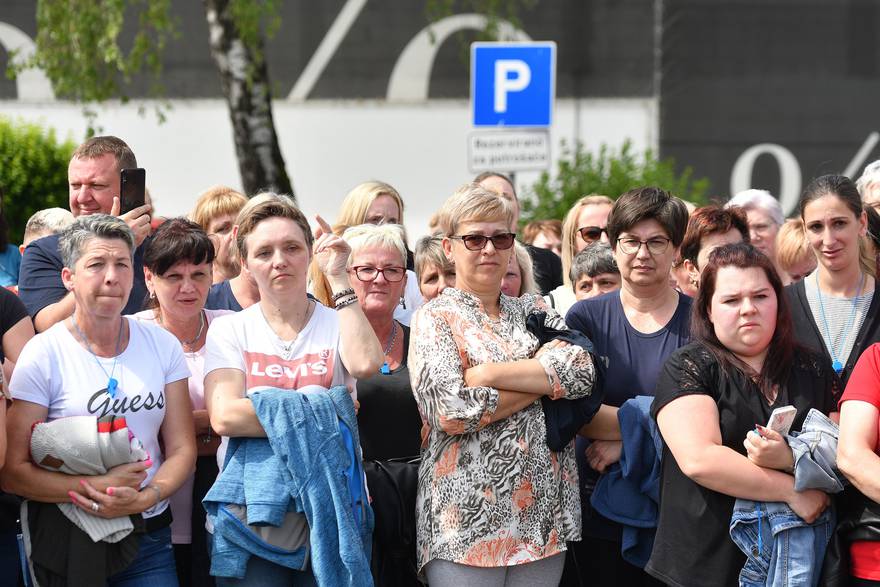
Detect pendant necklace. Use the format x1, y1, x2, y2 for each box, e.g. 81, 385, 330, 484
72, 314, 124, 398
380, 321, 398, 375
161, 310, 205, 350
264, 301, 312, 359
815, 270, 864, 374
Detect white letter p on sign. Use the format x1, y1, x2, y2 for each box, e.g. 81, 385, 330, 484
494, 59, 531, 114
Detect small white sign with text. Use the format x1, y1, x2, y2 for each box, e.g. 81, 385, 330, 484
468, 130, 550, 173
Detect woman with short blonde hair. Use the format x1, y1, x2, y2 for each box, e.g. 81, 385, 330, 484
411, 183, 597, 586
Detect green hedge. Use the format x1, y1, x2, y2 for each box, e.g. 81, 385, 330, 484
0, 117, 75, 244
520, 139, 711, 224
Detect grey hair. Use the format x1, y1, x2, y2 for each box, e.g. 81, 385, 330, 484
725, 189, 784, 225
23, 208, 75, 247
857, 159, 880, 197
59, 214, 135, 269
569, 242, 619, 283
342, 223, 408, 269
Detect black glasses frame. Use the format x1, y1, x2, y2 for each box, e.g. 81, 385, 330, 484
349, 265, 407, 282
615, 236, 673, 256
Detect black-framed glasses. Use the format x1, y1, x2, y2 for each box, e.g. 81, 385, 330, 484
616, 236, 672, 255
449, 233, 516, 251
578, 226, 607, 242
350, 265, 406, 282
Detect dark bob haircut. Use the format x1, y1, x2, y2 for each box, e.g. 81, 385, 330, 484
680, 205, 750, 269
692, 242, 796, 401
143, 217, 215, 277
606, 186, 689, 248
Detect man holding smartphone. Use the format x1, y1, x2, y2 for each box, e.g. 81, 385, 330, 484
18, 135, 154, 331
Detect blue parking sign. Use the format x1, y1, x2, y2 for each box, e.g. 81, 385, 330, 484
471, 42, 556, 127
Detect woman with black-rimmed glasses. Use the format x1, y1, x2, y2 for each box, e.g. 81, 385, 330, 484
410, 183, 598, 587
545, 195, 614, 316
341, 223, 423, 586
565, 187, 690, 587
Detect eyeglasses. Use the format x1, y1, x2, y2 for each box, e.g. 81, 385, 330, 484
350, 266, 406, 282
449, 233, 516, 251
578, 226, 608, 242
616, 236, 672, 256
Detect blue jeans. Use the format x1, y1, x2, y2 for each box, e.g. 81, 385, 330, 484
209, 532, 317, 587
729, 500, 834, 587
108, 526, 179, 587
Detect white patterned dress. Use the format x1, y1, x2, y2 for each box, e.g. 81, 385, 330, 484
409, 288, 596, 573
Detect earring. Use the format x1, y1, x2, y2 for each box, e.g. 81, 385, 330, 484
149, 291, 156, 300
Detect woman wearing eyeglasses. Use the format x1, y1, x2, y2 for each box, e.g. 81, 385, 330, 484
545, 195, 614, 316
565, 187, 690, 586
410, 183, 598, 586
342, 223, 422, 585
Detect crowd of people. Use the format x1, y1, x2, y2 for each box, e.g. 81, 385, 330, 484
0, 134, 879, 586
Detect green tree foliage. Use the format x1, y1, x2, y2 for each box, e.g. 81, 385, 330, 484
520, 140, 711, 224
0, 117, 75, 244
10, 0, 177, 132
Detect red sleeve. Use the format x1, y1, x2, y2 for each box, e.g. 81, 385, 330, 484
840, 343, 880, 410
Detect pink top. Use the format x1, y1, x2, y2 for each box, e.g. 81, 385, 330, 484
131, 308, 232, 544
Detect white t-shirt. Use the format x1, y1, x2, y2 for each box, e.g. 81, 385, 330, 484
132, 308, 232, 542
204, 301, 354, 469
10, 318, 190, 518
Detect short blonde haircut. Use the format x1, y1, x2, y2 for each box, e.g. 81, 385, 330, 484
235, 192, 312, 260
438, 183, 514, 236
414, 235, 451, 281
512, 241, 538, 296
775, 219, 812, 271
23, 207, 75, 247
336, 181, 405, 229
191, 186, 248, 230
561, 195, 614, 285
342, 224, 407, 269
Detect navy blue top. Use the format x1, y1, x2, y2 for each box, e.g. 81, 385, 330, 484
205, 280, 243, 312
566, 289, 692, 540
19, 233, 148, 319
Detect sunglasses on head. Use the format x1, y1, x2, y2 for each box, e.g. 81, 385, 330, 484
449, 233, 516, 251
578, 226, 608, 242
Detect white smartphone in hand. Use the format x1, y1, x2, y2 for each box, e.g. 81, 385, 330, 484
765, 405, 798, 436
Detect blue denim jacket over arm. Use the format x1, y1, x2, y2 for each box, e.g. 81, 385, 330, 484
203, 386, 374, 585
730, 409, 846, 587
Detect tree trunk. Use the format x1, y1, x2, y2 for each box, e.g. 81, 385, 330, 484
202, 0, 294, 199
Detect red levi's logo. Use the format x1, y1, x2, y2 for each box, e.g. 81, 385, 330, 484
244, 350, 334, 389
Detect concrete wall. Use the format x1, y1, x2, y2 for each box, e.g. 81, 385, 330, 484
0, 97, 656, 241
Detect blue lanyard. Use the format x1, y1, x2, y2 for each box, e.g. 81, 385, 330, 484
815, 271, 864, 375
72, 314, 124, 397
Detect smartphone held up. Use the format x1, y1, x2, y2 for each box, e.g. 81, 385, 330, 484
120, 168, 146, 214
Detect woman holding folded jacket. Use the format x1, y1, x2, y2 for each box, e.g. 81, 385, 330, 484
409, 183, 599, 586
1, 214, 195, 586
133, 217, 232, 587
647, 243, 839, 586
204, 193, 382, 585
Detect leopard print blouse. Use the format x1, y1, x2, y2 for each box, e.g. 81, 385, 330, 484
409, 288, 596, 572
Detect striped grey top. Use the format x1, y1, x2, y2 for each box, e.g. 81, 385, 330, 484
805, 276, 873, 368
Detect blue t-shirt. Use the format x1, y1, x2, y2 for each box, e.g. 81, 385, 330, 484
205, 280, 243, 312
565, 289, 692, 539
19, 233, 149, 318
0, 244, 21, 287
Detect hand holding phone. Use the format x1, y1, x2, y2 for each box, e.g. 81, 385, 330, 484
765, 405, 797, 436
119, 168, 146, 215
